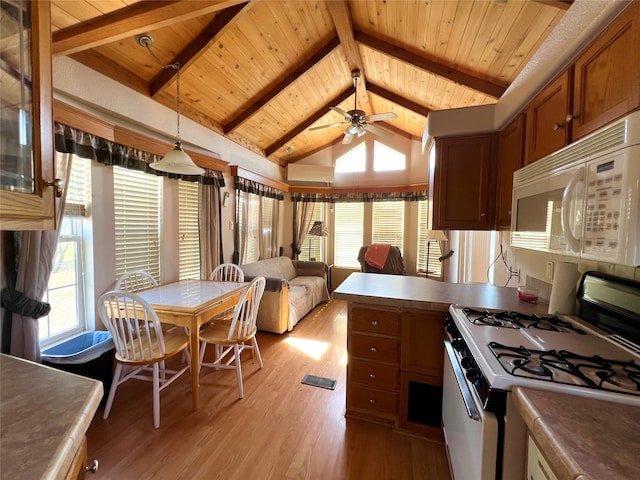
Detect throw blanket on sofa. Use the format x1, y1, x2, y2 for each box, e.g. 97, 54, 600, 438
364, 243, 391, 270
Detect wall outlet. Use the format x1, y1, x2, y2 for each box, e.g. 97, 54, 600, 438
546, 261, 554, 280
228, 220, 234, 230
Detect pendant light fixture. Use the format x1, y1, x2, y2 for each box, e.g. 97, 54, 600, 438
137, 34, 204, 176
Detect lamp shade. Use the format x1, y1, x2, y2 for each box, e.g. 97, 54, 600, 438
308, 220, 328, 236
427, 230, 448, 241
150, 141, 205, 175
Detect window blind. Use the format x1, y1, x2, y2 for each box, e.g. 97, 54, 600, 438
416, 199, 442, 278
113, 166, 161, 282
372, 201, 404, 251
301, 203, 323, 261
334, 202, 363, 268
178, 180, 200, 279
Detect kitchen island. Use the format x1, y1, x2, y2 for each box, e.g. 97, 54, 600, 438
333, 273, 549, 437
0, 353, 102, 480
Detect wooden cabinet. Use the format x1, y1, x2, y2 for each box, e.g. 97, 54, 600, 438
571, 1, 640, 141
432, 134, 497, 230
525, 70, 572, 164
64, 437, 88, 480
0, 1, 56, 230
526, 435, 559, 480
346, 303, 446, 440
526, 2, 640, 164
496, 114, 525, 229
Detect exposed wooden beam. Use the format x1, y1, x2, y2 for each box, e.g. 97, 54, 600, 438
265, 87, 352, 157
366, 83, 430, 117
52, 0, 249, 56
224, 36, 341, 134
354, 31, 507, 99
533, 0, 573, 10
326, 0, 370, 112
149, 2, 250, 97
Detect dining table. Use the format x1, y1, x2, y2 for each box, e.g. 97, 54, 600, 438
134, 279, 246, 411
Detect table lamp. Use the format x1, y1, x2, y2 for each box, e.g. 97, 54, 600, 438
307, 221, 328, 261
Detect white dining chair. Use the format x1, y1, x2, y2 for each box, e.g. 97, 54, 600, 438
209, 263, 245, 283
199, 276, 266, 399
98, 290, 190, 428
115, 270, 158, 292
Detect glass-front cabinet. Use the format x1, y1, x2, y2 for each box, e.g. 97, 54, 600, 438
0, 0, 55, 230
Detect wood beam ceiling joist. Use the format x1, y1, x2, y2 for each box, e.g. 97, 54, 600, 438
52, 0, 249, 56
149, 2, 250, 97
354, 31, 507, 99
224, 36, 342, 134
265, 87, 353, 157
533, 1, 573, 10
326, 0, 370, 113
366, 83, 430, 117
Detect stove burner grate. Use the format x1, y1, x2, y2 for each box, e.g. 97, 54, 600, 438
463, 308, 586, 334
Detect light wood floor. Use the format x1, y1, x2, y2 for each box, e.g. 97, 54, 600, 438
86, 299, 451, 479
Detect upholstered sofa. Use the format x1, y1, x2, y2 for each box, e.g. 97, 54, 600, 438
240, 256, 330, 334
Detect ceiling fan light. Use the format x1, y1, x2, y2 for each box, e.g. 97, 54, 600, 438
346, 124, 360, 135
150, 141, 205, 175
357, 125, 366, 137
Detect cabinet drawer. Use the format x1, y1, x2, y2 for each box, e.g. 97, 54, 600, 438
351, 308, 401, 335
350, 359, 399, 390
351, 334, 400, 364
349, 385, 398, 415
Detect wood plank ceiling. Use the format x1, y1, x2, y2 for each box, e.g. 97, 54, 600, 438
49, 0, 570, 167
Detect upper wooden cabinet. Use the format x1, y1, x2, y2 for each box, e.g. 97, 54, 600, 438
0, 1, 56, 230
432, 134, 497, 230
526, 2, 640, 164
571, 1, 640, 141
496, 114, 525, 229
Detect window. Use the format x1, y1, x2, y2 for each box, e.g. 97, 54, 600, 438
300, 203, 324, 261
373, 141, 405, 171
335, 142, 366, 173
416, 199, 443, 278
113, 166, 161, 282
372, 201, 404, 251
238, 192, 260, 263
334, 202, 364, 268
41, 154, 90, 345
178, 180, 200, 279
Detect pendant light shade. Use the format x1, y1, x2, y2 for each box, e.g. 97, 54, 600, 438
150, 140, 204, 175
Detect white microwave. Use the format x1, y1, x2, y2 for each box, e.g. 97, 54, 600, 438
511, 111, 640, 267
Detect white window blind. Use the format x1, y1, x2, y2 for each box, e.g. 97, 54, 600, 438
416, 199, 442, 278
334, 202, 363, 268
238, 193, 260, 264
113, 166, 161, 282
372, 201, 404, 251
178, 180, 200, 279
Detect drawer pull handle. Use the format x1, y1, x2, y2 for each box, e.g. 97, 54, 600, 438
371, 320, 378, 327
84, 459, 99, 474
369, 373, 376, 379
369, 398, 376, 404
370, 347, 377, 353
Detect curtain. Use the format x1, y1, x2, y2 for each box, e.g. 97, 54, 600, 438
237, 189, 251, 264
291, 201, 315, 259
291, 189, 427, 203
198, 171, 224, 279
258, 196, 279, 260
6, 152, 72, 361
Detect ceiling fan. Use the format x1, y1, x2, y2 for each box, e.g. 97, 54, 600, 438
309, 69, 398, 144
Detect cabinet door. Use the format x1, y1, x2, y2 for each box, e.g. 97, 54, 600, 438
0, 1, 55, 230
572, 2, 640, 140
433, 134, 496, 230
496, 114, 525, 229
401, 311, 445, 378
525, 70, 572, 164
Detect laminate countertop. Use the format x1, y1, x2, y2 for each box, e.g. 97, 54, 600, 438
513, 386, 640, 480
0, 353, 102, 480
332, 272, 550, 314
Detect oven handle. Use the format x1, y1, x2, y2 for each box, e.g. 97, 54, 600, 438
444, 339, 480, 421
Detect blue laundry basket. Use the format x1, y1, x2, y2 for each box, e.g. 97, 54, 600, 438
42, 331, 115, 403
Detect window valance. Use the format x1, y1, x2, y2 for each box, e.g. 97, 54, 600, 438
234, 176, 284, 200
290, 189, 428, 203
54, 123, 225, 186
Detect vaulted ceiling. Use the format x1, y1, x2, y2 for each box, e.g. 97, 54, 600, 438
49, 0, 570, 166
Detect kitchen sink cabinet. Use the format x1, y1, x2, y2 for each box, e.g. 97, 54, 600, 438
346, 303, 446, 439
432, 133, 497, 230
526, 435, 559, 480
496, 114, 525, 229
0, 1, 57, 230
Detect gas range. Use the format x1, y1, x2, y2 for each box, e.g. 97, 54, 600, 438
446, 272, 640, 408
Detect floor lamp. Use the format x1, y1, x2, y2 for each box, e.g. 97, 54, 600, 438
426, 230, 448, 279
307, 221, 328, 261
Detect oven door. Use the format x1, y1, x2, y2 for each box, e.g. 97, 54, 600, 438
443, 339, 498, 480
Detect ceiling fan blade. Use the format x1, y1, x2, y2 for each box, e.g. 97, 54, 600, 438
309, 121, 348, 131
330, 106, 353, 120
342, 132, 354, 144
362, 111, 398, 122
362, 123, 393, 139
